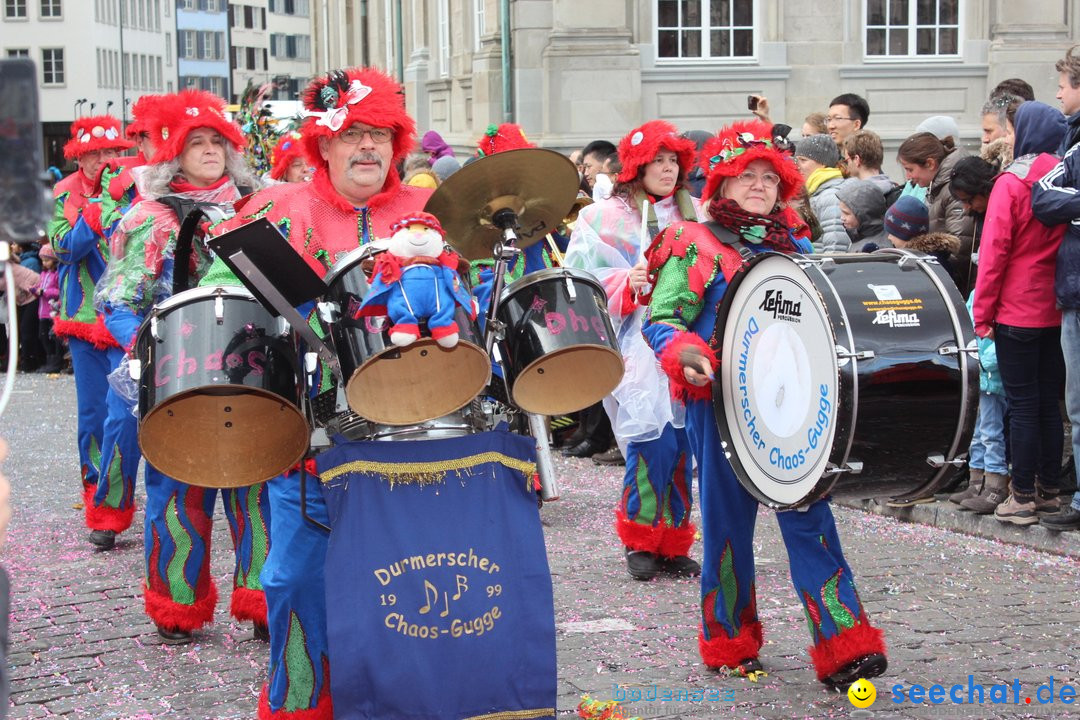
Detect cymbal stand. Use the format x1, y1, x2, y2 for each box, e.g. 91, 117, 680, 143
482, 207, 521, 355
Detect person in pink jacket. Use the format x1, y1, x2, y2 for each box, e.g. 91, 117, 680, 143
972, 101, 1068, 525
31, 243, 63, 373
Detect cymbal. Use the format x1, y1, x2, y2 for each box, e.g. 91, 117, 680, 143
424, 148, 580, 261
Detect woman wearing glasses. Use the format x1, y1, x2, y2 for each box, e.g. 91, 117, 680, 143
563, 121, 702, 581
641, 120, 887, 689
95, 89, 267, 645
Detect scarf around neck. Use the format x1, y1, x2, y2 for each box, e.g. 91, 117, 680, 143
707, 197, 799, 253
805, 166, 843, 196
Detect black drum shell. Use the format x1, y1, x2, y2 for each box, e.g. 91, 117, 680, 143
494, 267, 623, 416
322, 247, 490, 426
135, 286, 309, 487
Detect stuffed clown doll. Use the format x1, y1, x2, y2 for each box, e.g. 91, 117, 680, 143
361, 211, 476, 347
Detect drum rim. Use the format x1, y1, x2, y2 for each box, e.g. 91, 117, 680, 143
139, 383, 310, 486
712, 251, 847, 509
150, 285, 257, 314
323, 244, 385, 287
497, 265, 604, 300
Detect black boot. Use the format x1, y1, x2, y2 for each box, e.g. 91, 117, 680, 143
822, 653, 888, 691
156, 624, 194, 645
88, 529, 116, 550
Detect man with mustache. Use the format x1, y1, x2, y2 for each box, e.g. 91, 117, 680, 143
208, 67, 432, 720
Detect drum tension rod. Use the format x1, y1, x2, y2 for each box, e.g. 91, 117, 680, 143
926, 454, 967, 468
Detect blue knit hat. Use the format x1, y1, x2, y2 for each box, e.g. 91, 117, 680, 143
884, 195, 930, 241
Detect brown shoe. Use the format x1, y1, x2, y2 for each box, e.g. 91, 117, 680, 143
994, 493, 1039, 526
591, 447, 625, 465
1036, 484, 1063, 515
948, 468, 984, 505
960, 472, 1009, 514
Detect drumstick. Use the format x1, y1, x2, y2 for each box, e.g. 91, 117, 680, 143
545, 233, 564, 266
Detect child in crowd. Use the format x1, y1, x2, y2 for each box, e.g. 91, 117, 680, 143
32, 243, 63, 374
952, 291, 1009, 512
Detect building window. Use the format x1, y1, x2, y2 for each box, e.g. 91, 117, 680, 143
437, 0, 449, 77
155, 56, 162, 89
473, 0, 485, 51
656, 0, 754, 60
6, 48, 29, 57
270, 0, 308, 15
41, 47, 64, 85
178, 0, 194, 9
4, 0, 27, 19
865, 0, 960, 57
40, 0, 61, 17
165, 32, 172, 64
180, 29, 194, 59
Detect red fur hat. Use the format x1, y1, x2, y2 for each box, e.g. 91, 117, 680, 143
300, 67, 416, 168
125, 94, 166, 139
63, 115, 132, 160
701, 120, 803, 203
476, 123, 533, 157
616, 120, 695, 183
270, 130, 308, 180
148, 89, 245, 164
389, 211, 444, 237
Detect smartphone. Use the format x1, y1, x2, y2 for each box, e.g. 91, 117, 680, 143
747, 95, 759, 112
0, 58, 47, 244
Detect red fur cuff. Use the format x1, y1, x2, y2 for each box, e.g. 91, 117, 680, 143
258, 680, 335, 720
698, 622, 764, 670
53, 316, 120, 349
143, 580, 218, 632
615, 509, 664, 554
430, 322, 460, 340
659, 332, 717, 402
808, 617, 887, 681
83, 487, 136, 533
230, 587, 268, 624
656, 522, 696, 559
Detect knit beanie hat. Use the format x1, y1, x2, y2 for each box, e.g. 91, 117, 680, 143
915, 115, 960, 142
794, 133, 840, 168
884, 195, 930, 241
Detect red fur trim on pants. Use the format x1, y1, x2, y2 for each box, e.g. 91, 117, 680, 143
258, 679, 334, 720
698, 621, 764, 670
659, 332, 716, 402
53, 317, 119, 349
615, 509, 664, 554
808, 617, 887, 681
83, 486, 135, 533
230, 587, 267, 624
143, 580, 218, 632
656, 522, 696, 559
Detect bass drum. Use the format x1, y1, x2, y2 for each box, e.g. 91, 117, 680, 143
322, 246, 491, 426
136, 286, 309, 487
713, 250, 978, 509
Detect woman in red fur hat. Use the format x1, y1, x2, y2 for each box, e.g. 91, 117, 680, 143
563, 120, 702, 581
268, 130, 313, 183
641, 120, 887, 689
95, 89, 267, 646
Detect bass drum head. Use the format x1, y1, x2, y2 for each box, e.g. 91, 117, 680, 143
346, 338, 491, 426
715, 253, 843, 508
509, 344, 623, 416
140, 386, 309, 487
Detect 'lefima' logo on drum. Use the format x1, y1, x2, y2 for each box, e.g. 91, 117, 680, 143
758, 289, 802, 321
872, 308, 921, 328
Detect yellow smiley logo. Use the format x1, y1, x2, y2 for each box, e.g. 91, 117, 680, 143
847, 678, 877, 708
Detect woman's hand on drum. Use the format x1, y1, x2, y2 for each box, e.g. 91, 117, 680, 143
628, 260, 650, 296
679, 345, 715, 386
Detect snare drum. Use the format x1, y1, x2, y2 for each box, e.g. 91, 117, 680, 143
713, 250, 977, 509
494, 267, 624, 415
323, 246, 491, 426
135, 286, 309, 487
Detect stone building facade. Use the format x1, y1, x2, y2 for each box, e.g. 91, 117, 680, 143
313, 0, 1078, 166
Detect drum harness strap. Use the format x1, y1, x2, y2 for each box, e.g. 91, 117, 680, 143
158, 195, 239, 295
702, 221, 756, 275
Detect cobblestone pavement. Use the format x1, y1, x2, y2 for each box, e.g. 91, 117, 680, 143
5, 373, 1080, 719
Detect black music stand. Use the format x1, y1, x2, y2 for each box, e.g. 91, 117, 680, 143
206, 219, 337, 370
